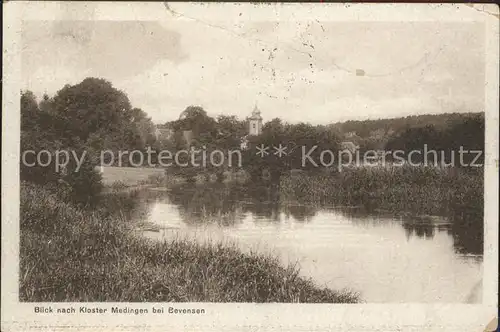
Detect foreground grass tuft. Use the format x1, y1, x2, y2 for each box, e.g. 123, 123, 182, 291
20, 182, 359, 303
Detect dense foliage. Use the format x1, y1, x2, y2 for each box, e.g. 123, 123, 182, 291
20, 78, 156, 203
385, 115, 484, 165
333, 113, 485, 160
22, 77, 485, 192
162, 112, 342, 183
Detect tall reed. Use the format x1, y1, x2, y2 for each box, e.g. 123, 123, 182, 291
280, 165, 483, 219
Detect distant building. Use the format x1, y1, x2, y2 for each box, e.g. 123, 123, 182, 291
248, 105, 263, 136
343, 131, 362, 145
340, 141, 359, 154
155, 125, 174, 141
364, 150, 386, 164
183, 130, 193, 148
369, 129, 386, 140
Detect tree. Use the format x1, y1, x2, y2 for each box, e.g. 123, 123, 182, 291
384, 114, 485, 166
47, 77, 156, 153
442, 114, 484, 166
243, 120, 341, 184
20, 91, 59, 184
215, 115, 247, 150
165, 106, 221, 181
20, 77, 160, 203
385, 124, 442, 163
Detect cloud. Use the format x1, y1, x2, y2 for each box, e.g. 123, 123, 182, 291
22, 19, 484, 125
22, 21, 187, 82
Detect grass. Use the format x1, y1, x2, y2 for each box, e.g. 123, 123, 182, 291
19, 182, 359, 303
108, 180, 128, 191
139, 173, 187, 187
280, 165, 483, 220
98, 166, 165, 186
141, 170, 251, 186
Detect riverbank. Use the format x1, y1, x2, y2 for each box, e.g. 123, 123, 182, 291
143, 165, 483, 220
19, 182, 359, 303
280, 165, 483, 220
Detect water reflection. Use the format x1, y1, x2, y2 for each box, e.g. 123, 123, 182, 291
132, 183, 483, 256
403, 223, 438, 240
450, 217, 484, 256
126, 183, 484, 257
124, 183, 483, 302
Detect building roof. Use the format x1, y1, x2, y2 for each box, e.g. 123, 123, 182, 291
249, 105, 263, 120
340, 141, 359, 151
155, 126, 174, 140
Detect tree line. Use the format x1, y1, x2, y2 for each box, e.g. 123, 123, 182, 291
332, 112, 485, 159
20, 77, 485, 201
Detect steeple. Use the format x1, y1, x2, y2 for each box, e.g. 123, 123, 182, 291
249, 103, 262, 120
248, 103, 263, 135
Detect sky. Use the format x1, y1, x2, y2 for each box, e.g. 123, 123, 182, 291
21, 5, 485, 125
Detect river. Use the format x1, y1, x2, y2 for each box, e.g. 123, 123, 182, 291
124, 183, 483, 303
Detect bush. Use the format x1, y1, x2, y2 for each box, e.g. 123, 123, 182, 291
62, 158, 103, 205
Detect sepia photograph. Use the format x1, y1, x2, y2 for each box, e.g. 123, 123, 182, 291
2, 2, 498, 332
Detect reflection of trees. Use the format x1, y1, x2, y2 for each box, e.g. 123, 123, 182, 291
153, 182, 484, 257
102, 190, 151, 223
343, 205, 483, 257
241, 184, 281, 222
338, 207, 372, 220
449, 216, 483, 256
282, 204, 317, 222
161, 183, 319, 225
242, 202, 281, 222
165, 183, 246, 226
401, 216, 483, 256
346, 208, 439, 240
402, 223, 436, 240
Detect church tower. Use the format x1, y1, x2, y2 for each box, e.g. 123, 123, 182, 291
248, 104, 263, 136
